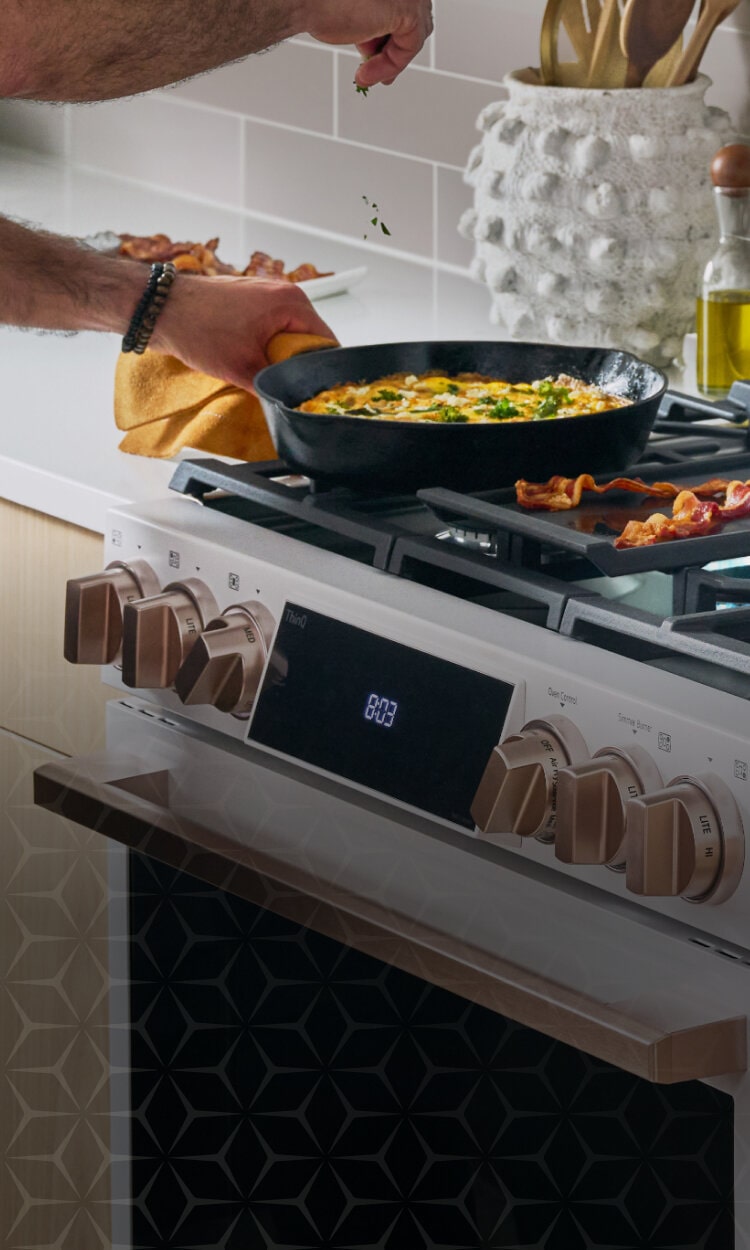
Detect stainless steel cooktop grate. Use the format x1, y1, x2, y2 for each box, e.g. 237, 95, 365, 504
168, 384, 750, 691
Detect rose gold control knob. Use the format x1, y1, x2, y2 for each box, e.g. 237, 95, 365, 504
121, 579, 219, 689
471, 716, 588, 842
64, 559, 161, 665
173, 602, 276, 716
555, 746, 663, 868
626, 774, 745, 905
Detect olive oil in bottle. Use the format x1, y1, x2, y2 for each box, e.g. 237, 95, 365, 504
697, 144, 750, 399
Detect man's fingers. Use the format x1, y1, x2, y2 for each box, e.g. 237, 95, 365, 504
356, 33, 419, 85
282, 300, 336, 342
355, 35, 389, 59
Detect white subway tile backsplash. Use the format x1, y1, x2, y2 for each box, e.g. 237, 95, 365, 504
437, 166, 475, 269
70, 96, 243, 205
702, 28, 750, 137
434, 0, 543, 83
168, 43, 335, 135
0, 143, 69, 230
64, 169, 246, 260
3, 3, 749, 273
724, 0, 750, 35
338, 58, 503, 167
0, 101, 67, 158
242, 120, 434, 257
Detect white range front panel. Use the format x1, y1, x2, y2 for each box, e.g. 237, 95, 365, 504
100, 497, 750, 953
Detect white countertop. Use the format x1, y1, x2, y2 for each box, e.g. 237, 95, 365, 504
0, 146, 496, 533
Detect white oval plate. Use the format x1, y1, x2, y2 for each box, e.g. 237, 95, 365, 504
81, 234, 367, 302
299, 266, 368, 301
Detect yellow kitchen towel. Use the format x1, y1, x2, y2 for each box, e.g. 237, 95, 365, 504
114, 331, 337, 460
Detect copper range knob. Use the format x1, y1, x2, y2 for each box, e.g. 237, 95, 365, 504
555, 746, 663, 868
471, 715, 588, 842
121, 578, 219, 689
64, 559, 160, 665
626, 773, 745, 905
174, 602, 276, 716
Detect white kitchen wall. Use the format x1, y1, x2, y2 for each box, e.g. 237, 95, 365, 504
0, 0, 749, 270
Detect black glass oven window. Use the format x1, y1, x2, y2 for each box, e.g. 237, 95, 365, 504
248, 604, 515, 827
128, 854, 735, 1250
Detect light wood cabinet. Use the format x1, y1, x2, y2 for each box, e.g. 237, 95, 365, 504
0, 500, 113, 1248
0, 499, 112, 755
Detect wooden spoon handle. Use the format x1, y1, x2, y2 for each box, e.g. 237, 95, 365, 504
540, 0, 567, 84
562, 3, 596, 62
667, 0, 740, 85
586, 0, 627, 88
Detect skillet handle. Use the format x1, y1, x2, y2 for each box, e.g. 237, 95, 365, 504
659, 388, 749, 425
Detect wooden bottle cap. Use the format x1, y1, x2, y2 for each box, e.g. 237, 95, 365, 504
711, 144, 750, 191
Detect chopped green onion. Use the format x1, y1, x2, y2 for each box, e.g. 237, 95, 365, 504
485, 397, 520, 420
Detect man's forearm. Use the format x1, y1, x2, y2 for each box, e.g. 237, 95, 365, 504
1, 0, 304, 102
0, 216, 145, 333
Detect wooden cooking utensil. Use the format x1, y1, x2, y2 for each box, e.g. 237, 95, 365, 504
586, 0, 629, 89
540, 0, 568, 83
542, 0, 630, 87
561, 0, 600, 63
667, 0, 741, 85
620, 0, 696, 87
643, 35, 685, 86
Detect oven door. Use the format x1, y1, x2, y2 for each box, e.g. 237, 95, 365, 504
34, 697, 747, 1249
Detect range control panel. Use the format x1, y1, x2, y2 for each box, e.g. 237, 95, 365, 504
62, 502, 750, 950
247, 603, 516, 829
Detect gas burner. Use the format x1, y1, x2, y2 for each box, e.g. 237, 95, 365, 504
436, 525, 498, 554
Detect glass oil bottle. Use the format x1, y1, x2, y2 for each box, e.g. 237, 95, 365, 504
697, 143, 750, 398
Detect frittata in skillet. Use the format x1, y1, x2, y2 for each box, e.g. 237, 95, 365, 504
297, 372, 631, 424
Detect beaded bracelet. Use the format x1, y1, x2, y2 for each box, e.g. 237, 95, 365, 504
121, 261, 177, 355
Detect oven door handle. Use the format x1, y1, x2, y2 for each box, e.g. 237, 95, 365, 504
34, 755, 747, 1086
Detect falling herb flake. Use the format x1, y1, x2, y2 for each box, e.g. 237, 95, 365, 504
362, 195, 392, 241
355, 82, 370, 96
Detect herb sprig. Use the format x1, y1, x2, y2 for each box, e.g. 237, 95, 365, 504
362, 196, 391, 240
533, 381, 572, 420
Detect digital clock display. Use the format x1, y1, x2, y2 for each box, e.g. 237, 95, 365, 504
364, 693, 398, 728
248, 604, 515, 828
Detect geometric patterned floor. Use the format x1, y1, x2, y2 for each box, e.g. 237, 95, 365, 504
1, 735, 112, 1250
129, 853, 735, 1250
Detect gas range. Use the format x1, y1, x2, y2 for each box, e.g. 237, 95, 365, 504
57, 381, 750, 950
42, 380, 750, 1243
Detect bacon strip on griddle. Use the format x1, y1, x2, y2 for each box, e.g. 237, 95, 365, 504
718, 480, 750, 520
613, 492, 724, 549
613, 479, 750, 548
515, 474, 734, 511
515, 473, 750, 550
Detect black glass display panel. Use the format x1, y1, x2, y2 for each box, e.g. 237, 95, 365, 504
248, 603, 515, 828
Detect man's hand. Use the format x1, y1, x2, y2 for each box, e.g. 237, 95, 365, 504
151, 275, 336, 391
0, 216, 335, 390
307, 0, 433, 87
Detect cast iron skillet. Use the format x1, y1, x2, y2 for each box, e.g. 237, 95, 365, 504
254, 341, 668, 493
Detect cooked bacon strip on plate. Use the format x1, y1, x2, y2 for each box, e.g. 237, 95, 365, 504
117, 234, 332, 281
515, 474, 733, 511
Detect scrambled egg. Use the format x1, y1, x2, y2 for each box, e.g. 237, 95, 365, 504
297, 372, 630, 424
